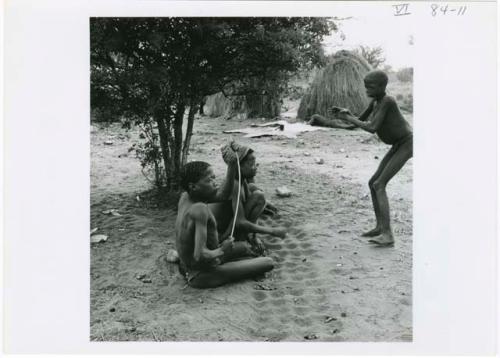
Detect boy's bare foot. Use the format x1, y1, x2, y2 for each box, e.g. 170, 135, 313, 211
361, 227, 382, 237
368, 232, 394, 247
249, 234, 266, 256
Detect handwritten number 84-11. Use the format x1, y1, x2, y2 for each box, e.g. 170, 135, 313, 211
431, 4, 467, 16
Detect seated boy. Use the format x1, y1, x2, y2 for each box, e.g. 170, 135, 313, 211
209, 144, 287, 254
176, 155, 274, 288
334, 70, 413, 246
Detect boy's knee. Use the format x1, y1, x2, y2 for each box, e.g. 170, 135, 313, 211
262, 257, 275, 270
368, 178, 375, 188
247, 182, 259, 192
372, 179, 385, 192
252, 191, 266, 206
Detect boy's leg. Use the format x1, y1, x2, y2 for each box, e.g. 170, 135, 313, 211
369, 138, 413, 246
241, 191, 268, 254
210, 186, 264, 240
188, 257, 275, 288
362, 147, 398, 237
247, 182, 260, 192
222, 241, 257, 261
247, 182, 277, 216
245, 190, 267, 223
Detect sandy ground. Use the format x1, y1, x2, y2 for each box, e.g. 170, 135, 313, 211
90, 109, 413, 342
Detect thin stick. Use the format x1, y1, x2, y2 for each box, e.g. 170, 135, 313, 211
151, 329, 159, 341
230, 151, 241, 238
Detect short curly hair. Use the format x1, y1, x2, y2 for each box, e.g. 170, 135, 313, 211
365, 70, 389, 87
180, 161, 211, 192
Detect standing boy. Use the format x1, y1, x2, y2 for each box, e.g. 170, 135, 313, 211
176, 152, 274, 288
336, 70, 413, 246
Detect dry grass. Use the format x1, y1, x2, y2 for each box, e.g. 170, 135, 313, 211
387, 79, 413, 113
297, 50, 372, 120
204, 93, 248, 119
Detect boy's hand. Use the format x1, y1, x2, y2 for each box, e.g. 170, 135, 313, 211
272, 227, 287, 239
329, 106, 351, 117
221, 141, 238, 165
266, 202, 278, 213
327, 107, 337, 115
328, 106, 344, 114
263, 202, 278, 216
221, 236, 235, 254
249, 236, 266, 255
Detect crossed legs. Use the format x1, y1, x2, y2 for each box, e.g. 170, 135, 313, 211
188, 256, 274, 288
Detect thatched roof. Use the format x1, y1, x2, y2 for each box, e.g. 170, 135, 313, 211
204, 93, 248, 119
204, 91, 281, 120
297, 50, 372, 120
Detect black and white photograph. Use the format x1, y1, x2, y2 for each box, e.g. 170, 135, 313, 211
3, 0, 497, 355
90, 15, 413, 342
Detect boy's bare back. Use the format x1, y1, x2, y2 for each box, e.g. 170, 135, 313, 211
175, 193, 219, 270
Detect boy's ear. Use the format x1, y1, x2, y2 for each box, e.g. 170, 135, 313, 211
188, 182, 195, 193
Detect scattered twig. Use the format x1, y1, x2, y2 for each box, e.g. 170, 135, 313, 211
140, 167, 156, 186
151, 330, 159, 342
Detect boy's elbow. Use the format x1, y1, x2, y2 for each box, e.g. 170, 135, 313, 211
194, 250, 205, 262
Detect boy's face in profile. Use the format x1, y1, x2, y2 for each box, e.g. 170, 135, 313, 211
240, 152, 258, 179
364, 78, 386, 98
190, 166, 218, 201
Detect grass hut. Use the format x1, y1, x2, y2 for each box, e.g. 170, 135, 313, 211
204, 79, 282, 119
203, 93, 246, 118
297, 50, 372, 120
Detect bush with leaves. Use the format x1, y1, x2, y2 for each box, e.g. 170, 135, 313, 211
91, 17, 333, 191
353, 45, 385, 69
396, 67, 413, 83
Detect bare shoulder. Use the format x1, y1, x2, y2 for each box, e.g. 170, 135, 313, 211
178, 192, 189, 207
187, 202, 209, 221
382, 95, 398, 105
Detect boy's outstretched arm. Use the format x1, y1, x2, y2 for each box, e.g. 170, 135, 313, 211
191, 205, 228, 262
358, 100, 375, 122
341, 100, 389, 133
212, 145, 238, 202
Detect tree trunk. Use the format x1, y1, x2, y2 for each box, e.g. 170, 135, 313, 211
172, 102, 186, 189
199, 97, 205, 115
182, 101, 198, 167
155, 107, 174, 190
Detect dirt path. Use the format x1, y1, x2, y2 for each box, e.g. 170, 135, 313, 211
90, 114, 412, 342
